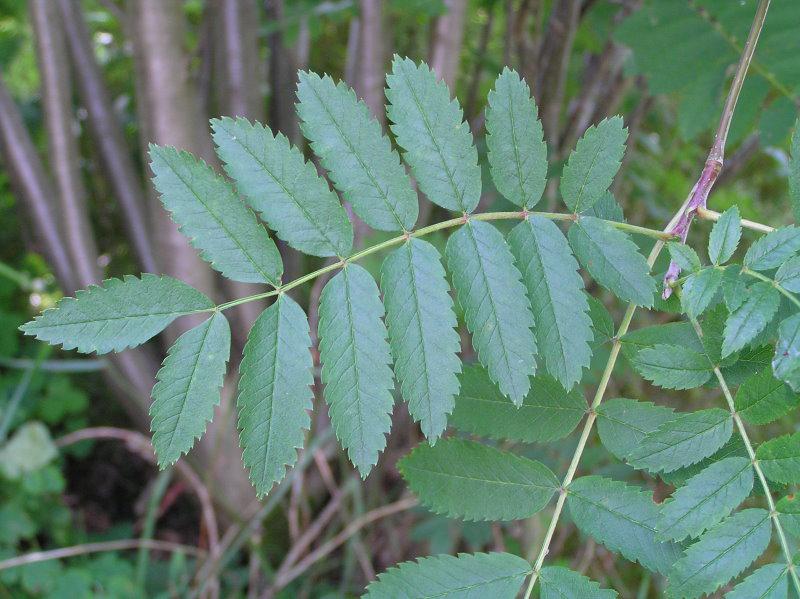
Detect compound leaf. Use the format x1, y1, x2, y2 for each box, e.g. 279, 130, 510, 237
744, 226, 800, 271
560, 117, 627, 213
237, 295, 313, 496
708, 206, 741, 265
722, 281, 780, 357
567, 476, 682, 574
364, 552, 531, 599
450, 365, 586, 443
149, 145, 282, 285
734, 368, 799, 425
20, 274, 213, 354
629, 344, 712, 390
399, 438, 558, 521
386, 57, 481, 213
667, 242, 701, 272
775, 255, 800, 292
381, 239, 461, 442
509, 216, 593, 389
596, 398, 676, 462
756, 431, 800, 484
318, 264, 394, 476
211, 116, 353, 257
296, 72, 417, 231
626, 408, 733, 474
446, 220, 537, 404
657, 457, 753, 541
569, 215, 655, 307
727, 563, 789, 599
681, 267, 723, 318
666, 509, 772, 599
150, 312, 230, 467
485, 68, 547, 209
773, 314, 800, 391
539, 567, 617, 599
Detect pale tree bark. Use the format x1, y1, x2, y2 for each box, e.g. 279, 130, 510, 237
266, 0, 299, 143
429, 0, 467, 90
354, 0, 385, 124
129, 0, 255, 513
30, 0, 99, 288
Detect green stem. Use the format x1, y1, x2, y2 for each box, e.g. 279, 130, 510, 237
216, 210, 672, 312
741, 266, 800, 311
696, 206, 775, 234
687, 315, 800, 595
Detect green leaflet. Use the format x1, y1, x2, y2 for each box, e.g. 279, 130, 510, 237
708, 206, 741, 265
508, 216, 593, 389
756, 431, 800, 484
211, 116, 353, 257
386, 56, 481, 213
560, 117, 627, 213
449, 366, 586, 443
722, 265, 748, 312
744, 226, 800, 271
569, 215, 655, 307
318, 264, 394, 476
777, 494, 800, 538
667, 242, 701, 272
727, 563, 789, 599
363, 552, 531, 599
582, 191, 625, 221
296, 72, 417, 231
446, 220, 537, 405
666, 509, 772, 599
621, 322, 703, 357
660, 436, 748, 487
538, 567, 617, 599
774, 314, 800, 391
150, 312, 230, 467
20, 274, 213, 355
775, 255, 800, 292
236, 295, 313, 497
380, 239, 461, 442
485, 68, 547, 209
596, 398, 676, 462
567, 476, 682, 574
735, 368, 799, 425
722, 281, 780, 357
681, 267, 723, 318
629, 344, 713, 390
657, 457, 753, 541
398, 439, 558, 521
148, 145, 282, 285
588, 295, 615, 345
792, 120, 800, 223
626, 408, 733, 473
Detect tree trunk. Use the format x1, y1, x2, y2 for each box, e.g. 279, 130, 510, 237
429, 0, 467, 90
355, 0, 385, 124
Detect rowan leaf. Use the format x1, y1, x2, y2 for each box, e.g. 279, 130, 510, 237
20, 275, 213, 354
708, 206, 741, 265
629, 344, 713, 390
744, 226, 800, 271
722, 281, 780, 357
596, 398, 676, 462
237, 295, 313, 496
150, 312, 230, 467
509, 216, 593, 389
569, 215, 655, 307
386, 56, 481, 213
399, 439, 558, 521
539, 567, 617, 599
380, 239, 461, 442
666, 509, 772, 599
626, 408, 733, 473
756, 431, 800, 484
296, 72, 417, 231
149, 145, 282, 285
657, 457, 753, 541
667, 242, 701, 272
727, 563, 789, 599
567, 476, 682, 574
318, 264, 394, 476
363, 552, 531, 599
485, 68, 547, 209
560, 117, 627, 213
211, 116, 353, 257
446, 220, 537, 404
734, 368, 799, 425
775, 255, 800, 292
774, 314, 800, 391
777, 494, 800, 538
449, 365, 586, 443
681, 267, 723, 318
